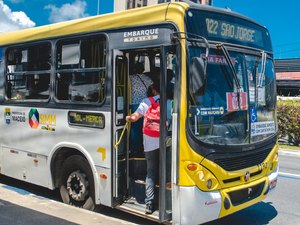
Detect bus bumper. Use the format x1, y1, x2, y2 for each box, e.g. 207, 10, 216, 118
266, 164, 279, 194
176, 166, 279, 225
176, 186, 222, 225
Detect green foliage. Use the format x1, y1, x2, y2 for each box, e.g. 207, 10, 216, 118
277, 100, 300, 146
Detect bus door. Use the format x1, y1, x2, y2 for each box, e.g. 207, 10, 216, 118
112, 50, 129, 203
158, 45, 174, 222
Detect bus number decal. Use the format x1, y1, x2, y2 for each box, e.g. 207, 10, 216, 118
257, 162, 268, 171
205, 18, 259, 44
206, 18, 218, 35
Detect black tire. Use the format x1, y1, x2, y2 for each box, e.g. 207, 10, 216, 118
59, 155, 96, 210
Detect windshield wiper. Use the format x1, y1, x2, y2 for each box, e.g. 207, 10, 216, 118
257, 51, 267, 88
216, 43, 242, 91
216, 43, 242, 109
254, 51, 267, 107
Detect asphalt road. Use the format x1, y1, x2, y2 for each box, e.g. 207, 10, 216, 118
0, 150, 299, 225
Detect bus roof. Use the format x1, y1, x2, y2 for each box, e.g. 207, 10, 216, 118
0, 2, 267, 47
0, 2, 189, 47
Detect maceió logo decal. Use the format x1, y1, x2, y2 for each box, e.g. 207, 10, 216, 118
29, 108, 39, 129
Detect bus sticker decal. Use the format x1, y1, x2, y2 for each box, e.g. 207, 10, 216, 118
29, 109, 56, 131
11, 111, 26, 123
201, 54, 236, 65
40, 113, 56, 129
29, 108, 40, 129
197, 107, 224, 116
123, 28, 159, 43
251, 121, 275, 137
250, 108, 257, 123
5, 109, 26, 125
5, 108, 11, 125
41, 125, 55, 131
97, 147, 106, 161
226, 92, 248, 112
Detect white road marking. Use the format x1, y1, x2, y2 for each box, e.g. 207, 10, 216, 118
279, 172, 300, 178
279, 150, 300, 157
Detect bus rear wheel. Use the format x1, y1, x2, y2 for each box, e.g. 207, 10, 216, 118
59, 155, 95, 210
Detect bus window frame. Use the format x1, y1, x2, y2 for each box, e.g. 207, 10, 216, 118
4, 41, 52, 103
54, 33, 108, 106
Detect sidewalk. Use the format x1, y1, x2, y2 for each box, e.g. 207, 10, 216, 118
0, 182, 136, 225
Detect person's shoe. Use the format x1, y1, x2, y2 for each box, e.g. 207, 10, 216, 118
145, 204, 155, 214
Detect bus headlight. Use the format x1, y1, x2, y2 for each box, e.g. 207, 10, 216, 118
185, 161, 220, 191
206, 179, 212, 189
198, 170, 204, 180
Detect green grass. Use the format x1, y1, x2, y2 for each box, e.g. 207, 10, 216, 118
279, 143, 300, 151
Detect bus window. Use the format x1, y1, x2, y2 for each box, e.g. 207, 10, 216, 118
5, 43, 51, 101
55, 35, 106, 103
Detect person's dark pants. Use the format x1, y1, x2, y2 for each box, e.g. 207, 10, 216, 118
129, 104, 144, 155
145, 149, 159, 206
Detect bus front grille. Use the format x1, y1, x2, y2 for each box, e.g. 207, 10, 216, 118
211, 147, 272, 171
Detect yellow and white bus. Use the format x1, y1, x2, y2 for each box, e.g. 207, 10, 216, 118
0, 2, 278, 224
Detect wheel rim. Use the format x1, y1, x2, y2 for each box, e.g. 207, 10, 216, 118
66, 170, 89, 201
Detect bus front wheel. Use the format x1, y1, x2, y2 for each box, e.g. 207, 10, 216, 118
59, 155, 95, 210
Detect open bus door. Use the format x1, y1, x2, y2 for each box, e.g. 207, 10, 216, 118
112, 47, 174, 223
112, 50, 129, 204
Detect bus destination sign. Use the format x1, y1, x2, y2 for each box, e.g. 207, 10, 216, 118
68, 111, 105, 129
205, 18, 263, 45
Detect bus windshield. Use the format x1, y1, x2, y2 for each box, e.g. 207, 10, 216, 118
186, 8, 276, 146
188, 46, 276, 145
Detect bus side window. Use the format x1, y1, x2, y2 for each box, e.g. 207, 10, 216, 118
5, 43, 51, 101
55, 35, 106, 104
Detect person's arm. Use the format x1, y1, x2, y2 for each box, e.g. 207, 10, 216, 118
127, 97, 148, 122
126, 112, 142, 122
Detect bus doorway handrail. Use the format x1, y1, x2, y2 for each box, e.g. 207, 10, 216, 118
114, 121, 129, 148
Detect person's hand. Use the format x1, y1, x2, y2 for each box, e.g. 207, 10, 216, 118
126, 113, 140, 122
126, 115, 133, 122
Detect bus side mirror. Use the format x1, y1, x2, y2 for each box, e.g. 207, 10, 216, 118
190, 57, 207, 96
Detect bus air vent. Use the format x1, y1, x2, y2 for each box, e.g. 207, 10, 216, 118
213, 148, 271, 171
